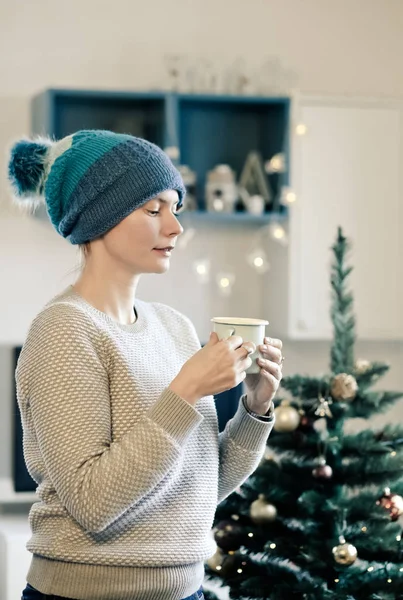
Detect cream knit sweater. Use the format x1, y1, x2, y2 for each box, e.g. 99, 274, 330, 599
16, 286, 274, 600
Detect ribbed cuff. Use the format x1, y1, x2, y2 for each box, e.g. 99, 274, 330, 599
227, 395, 275, 451
146, 387, 203, 446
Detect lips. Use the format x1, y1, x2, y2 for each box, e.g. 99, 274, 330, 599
154, 246, 174, 251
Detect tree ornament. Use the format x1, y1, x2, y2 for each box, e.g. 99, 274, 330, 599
213, 519, 244, 551
206, 547, 226, 571
312, 456, 333, 480
332, 536, 358, 565
330, 373, 358, 402
274, 400, 301, 432
299, 412, 315, 430
250, 494, 277, 524
354, 359, 372, 374
206, 548, 243, 577
376, 488, 403, 521
314, 395, 333, 418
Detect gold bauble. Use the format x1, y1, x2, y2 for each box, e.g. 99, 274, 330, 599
273, 401, 300, 432
332, 539, 358, 565
250, 494, 277, 524
330, 373, 358, 402
206, 547, 226, 571
354, 359, 371, 375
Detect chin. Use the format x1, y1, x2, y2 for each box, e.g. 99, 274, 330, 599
148, 259, 170, 274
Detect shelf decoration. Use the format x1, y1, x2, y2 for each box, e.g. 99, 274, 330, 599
178, 165, 197, 211
163, 53, 298, 96
238, 151, 272, 215
205, 165, 238, 214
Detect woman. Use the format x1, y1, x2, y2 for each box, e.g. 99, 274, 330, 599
8, 130, 283, 600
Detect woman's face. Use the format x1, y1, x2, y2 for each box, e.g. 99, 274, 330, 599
96, 189, 184, 275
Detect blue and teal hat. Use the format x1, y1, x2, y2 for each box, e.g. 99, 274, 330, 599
7, 129, 186, 244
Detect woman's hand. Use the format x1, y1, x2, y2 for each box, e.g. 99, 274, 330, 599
170, 332, 255, 405
244, 337, 283, 416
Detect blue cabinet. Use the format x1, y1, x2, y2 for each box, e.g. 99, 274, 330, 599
31, 89, 290, 218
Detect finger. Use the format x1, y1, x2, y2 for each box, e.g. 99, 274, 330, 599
223, 335, 244, 350
209, 331, 220, 344
238, 355, 253, 373
235, 342, 256, 360
264, 337, 283, 350
258, 344, 282, 364
257, 357, 283, 381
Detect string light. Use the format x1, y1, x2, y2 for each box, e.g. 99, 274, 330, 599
334, 579, 339, 583
246, 248, 270, 274
269, 543, 276, 549
193, 259, 210, 284
367, 566, 374, 572
216, 272, 235, 297
280, 186, 297, 205
248, 532, 254, 537
285, 191, 297, 203
269, 222, 288, 246
264, 153, 286, 174
295, 123, 308, 136
387, 578, 392, 583
391, 451, 397, 456
361, 526, 367, 533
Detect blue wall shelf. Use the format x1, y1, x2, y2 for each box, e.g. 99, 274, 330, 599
31, 88, 290, 222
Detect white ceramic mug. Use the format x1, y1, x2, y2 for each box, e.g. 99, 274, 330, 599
211, 317, 269, 374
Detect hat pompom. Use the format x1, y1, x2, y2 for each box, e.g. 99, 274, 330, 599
8, 138, 52, 205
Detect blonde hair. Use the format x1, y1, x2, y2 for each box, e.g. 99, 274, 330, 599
79, 242, 91, 265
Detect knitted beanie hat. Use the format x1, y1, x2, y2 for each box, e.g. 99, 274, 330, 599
7, 129, 186, 244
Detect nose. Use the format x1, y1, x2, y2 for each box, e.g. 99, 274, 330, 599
165, 211, 184, 237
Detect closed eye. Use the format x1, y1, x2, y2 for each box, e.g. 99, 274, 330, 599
147, 210, 180, 216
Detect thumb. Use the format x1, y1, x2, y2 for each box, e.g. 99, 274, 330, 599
208, 331, 219, 344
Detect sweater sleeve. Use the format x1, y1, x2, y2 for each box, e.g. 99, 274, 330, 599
17, 304, 203, 534
217, 395, 274, 504
165, 311, 275, 504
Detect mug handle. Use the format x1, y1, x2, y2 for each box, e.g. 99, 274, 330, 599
224, 327, 236, 338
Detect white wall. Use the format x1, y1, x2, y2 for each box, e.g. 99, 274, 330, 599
1, 0, 403, 483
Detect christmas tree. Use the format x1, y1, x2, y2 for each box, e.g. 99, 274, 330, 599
205, 227, 403, 600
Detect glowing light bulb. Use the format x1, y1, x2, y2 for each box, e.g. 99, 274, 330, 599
254, 256, 264, 267
286, 191, 297, 203
295, 123, 307, 136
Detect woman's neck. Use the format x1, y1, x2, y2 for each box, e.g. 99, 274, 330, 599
72, 271, 140, 326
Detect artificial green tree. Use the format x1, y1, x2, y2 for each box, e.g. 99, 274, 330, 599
205, 227, 403, 600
